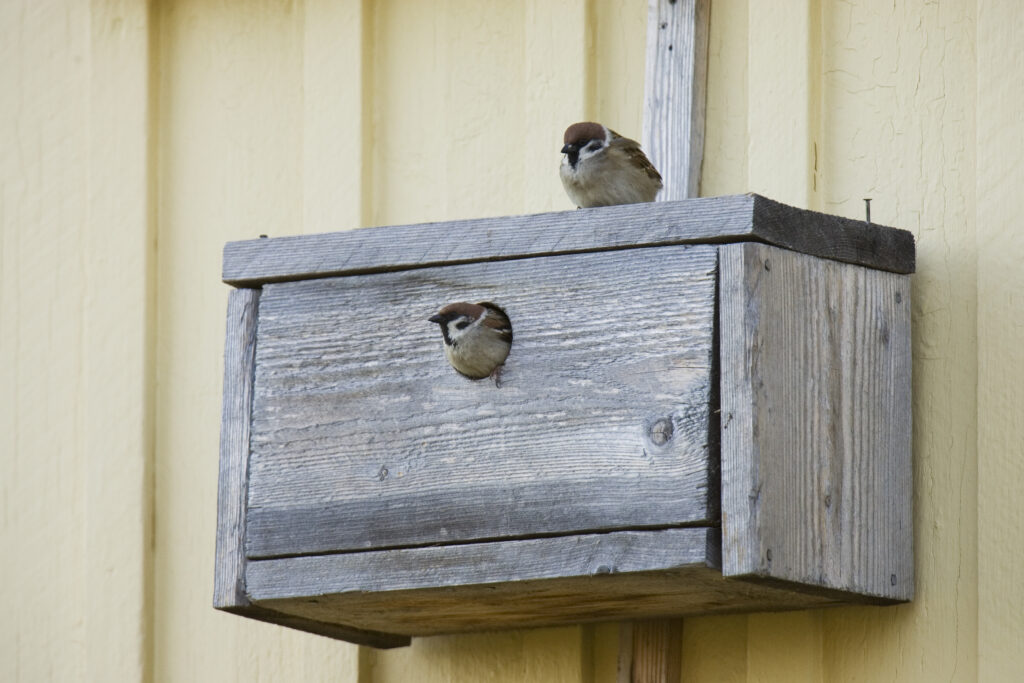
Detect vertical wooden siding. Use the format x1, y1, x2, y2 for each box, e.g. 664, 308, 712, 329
976, 2, 1024, 681
3, 0, 1021, 681
1, 1, 155, 681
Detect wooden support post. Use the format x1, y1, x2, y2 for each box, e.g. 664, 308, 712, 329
618, 620, 684, 683
625, 1, 710, 678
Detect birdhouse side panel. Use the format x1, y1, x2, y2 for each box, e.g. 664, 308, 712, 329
719, 242, 913, 601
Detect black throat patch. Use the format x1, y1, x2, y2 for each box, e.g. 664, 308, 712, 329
439, 322, 455, 347
566, 148, 580, 169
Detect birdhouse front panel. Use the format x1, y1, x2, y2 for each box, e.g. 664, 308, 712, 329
245, 245, 719, 560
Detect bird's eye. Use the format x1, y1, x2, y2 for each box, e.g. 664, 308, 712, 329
455, 319, 471, 330
586, 141, 603, 152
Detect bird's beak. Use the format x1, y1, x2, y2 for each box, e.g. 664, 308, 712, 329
428, 314, 445, 324
560, 143, 575, 154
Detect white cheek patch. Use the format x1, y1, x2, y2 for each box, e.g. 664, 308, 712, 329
578, 143, 605, 162
447, 317, 480, 343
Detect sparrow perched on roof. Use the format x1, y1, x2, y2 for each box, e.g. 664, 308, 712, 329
559, 121, 663, 208
429, 302, 513, 385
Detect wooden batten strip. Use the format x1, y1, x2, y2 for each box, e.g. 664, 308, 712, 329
643, 0, 710, 201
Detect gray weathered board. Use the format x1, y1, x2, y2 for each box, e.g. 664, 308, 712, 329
222, 194, 915, 286
215, 194, 915, 645
719, 243, 913, 600
245, 528, 845, 637
246, 245, 717, 559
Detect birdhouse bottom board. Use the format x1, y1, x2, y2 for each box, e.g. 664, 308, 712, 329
215, 198, 913, 649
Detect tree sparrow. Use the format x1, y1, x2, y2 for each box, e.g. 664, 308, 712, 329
428, 302, 513, 385
559, 121, 663, 208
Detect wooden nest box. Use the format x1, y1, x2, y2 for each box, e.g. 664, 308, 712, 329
214, 194, 914, 649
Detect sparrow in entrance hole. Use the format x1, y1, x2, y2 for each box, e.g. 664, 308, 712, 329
429, 302, 513, 385
559, 121, 663, 208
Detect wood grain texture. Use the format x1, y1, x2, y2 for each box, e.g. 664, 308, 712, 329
718, 243, 913, 601
221, 194, 915, 287
245, 528, 845, 637
213, 287, 261, 610
245, 245, 718, 558
213, 288, 407, 648
643, 0, 710, 200
623, 619, 683, 683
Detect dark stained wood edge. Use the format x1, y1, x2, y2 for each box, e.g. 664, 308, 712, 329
727, 574, 903, 606
222, 194, 914, 287
750, 194, 916, 274
216, 603, 409, 647
212, 287, 408, 648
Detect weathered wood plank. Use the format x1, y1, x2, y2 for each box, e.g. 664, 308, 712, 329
245, 528, 849, 637
213, 287, 262, 610
221, 194, 915, 287
643, 0, 710, 200
213, 287, 408, 648
718, 243, 913, 600
245, 245, 719, 558
250, 528, 717, 597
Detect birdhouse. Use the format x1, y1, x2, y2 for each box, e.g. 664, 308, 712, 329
214, 194, 914, 649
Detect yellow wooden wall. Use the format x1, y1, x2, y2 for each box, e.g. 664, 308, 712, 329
2, 0, 1021, 681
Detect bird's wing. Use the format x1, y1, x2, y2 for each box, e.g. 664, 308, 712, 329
476, 301, 513, 343
608, 130, 663, 185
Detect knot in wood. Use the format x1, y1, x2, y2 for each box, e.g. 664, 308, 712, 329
649, 417, 674, 446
